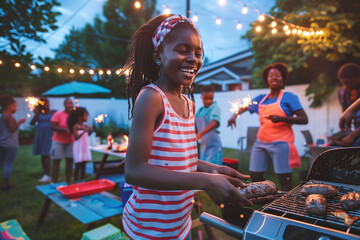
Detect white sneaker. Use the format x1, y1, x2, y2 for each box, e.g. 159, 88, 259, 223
38, 175, 52, 183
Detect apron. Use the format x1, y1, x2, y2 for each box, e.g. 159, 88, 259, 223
195, 116, 222, 165
257, 91, 301, 168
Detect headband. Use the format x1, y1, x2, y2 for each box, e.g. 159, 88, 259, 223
152, 15, 194, 51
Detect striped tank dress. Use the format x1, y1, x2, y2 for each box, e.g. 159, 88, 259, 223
122, 83, 198, 240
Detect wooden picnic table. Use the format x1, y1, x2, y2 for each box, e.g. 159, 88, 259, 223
36, 182, 123, 230
89, 145, 126, 179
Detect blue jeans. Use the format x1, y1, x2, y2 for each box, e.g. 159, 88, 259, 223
0, 146, 18, 179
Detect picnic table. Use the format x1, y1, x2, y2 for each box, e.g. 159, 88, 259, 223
36, 182, 123, 229
89, 145, 126, 180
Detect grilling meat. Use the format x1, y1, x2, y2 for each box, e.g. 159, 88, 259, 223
305, 194, 327, 215
238, 180, 278, 199
331, 210, 360, 226
300, 183, 338, 198
340, 192, 360, 211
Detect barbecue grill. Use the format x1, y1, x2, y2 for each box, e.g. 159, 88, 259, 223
200, 147, 360, 239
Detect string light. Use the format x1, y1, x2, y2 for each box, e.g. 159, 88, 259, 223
271, 28, 277, 34
69, 68, 75, 74
241, 5, 248, 14
89, 69, 94, 75
192, 14, 198, 22
285, 30, 291, 35
30, 64, 36, 70
15, 62, 21, 68
0, 60, 3, 64
163, 7, 171, 15
255, 26, 261, 32
106, 70, 111, 75
79, 69, 85, 74
292, 29, 297, 34
116, 69, 120, 75
283, 25, 289, 31
99, 70, 104, 75
218, 0, 226, 7
44, 66, 50, 71
236, 22, 242, 30
57, 68, 62, 73
258, 14, 265, 22
134, 1, 141, 9
270, 21, 277, 28
215, 17, 221, 25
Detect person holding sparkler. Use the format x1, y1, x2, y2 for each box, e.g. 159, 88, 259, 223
228, 62, 308, 191
30, 97, 55, 183
121, 14, 252, 239
50, 98, 74, 185
196, 85, 222, 165
0, 94, 25, 192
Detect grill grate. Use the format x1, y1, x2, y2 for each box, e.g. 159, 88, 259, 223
261, 181, 360, 234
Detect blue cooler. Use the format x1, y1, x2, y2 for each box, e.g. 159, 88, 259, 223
120, 181, 133, 206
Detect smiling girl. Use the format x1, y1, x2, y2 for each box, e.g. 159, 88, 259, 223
121, 14, 252, 240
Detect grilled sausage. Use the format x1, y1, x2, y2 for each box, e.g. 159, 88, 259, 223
305, 194, 327, 215
331, 210, 360, 226
340, 192, 360, 211
300, 183, 338, 198
238, 180, 278, 199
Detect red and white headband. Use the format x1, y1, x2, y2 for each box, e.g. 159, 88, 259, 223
152, 15, 194, 51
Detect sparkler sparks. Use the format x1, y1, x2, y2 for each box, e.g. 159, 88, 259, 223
94, 114, 108, 123
25, 97, 39, 112
229, 96, 257, 115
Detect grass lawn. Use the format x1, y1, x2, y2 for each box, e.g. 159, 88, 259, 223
0, 145, 310, 240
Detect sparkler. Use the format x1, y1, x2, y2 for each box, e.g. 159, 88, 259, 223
229, 96, 257, 115
25, 97, 39, 112
94, 114, 108, 123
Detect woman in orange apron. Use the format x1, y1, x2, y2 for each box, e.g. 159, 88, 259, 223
228, 62, 308, 191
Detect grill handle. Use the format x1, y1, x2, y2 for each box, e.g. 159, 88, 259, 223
200, 212, 244, 238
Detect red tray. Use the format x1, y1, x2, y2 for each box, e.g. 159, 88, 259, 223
57, 179, 116, 198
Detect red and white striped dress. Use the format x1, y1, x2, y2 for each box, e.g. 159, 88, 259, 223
122, 84, 198, 240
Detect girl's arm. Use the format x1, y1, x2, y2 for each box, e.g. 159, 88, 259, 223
72, 124, 86, 140
196, 120, 219, 140
339, 98, 360, 131
30, 107, 39, 125
125, 88, 252, 206
7, 115, 26, 132
51, 121, 69, 132
267, 109, 308, 124
227, 107, 249, 129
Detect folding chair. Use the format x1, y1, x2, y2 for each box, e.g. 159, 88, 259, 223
237, 126, 259, 165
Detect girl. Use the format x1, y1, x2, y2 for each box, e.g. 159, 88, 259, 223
67, 107, 92, 183
30, 97, 55, 183
228, 62, 308, 191
121, 14, 252, 240
0, 95, 25, 191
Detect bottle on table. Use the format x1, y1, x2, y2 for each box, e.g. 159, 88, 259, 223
107, 133, 113, 150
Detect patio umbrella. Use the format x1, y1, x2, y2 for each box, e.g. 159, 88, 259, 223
42, 81, 111, 96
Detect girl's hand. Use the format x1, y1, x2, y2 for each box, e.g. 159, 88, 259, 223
205, 174, 253, 207
215, 165, 250, 185
339, 133, 356, 146
19, 117, 26, 124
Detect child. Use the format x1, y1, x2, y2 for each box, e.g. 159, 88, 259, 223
196, 85, 222, 165
121, 14, 252, 240
67, 107, 92, 183
0, 95, 25, 191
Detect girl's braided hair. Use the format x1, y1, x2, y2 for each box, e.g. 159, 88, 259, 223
67, 107, 88, 133
122, 14, 199, 119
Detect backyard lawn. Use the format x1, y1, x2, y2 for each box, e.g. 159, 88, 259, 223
0, 144, 310, 240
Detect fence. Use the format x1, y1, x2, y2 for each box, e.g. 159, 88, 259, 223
14, 84, 342, 155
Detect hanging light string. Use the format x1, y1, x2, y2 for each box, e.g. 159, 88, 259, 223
160, 0, 323, 37
0, 57, 129, 77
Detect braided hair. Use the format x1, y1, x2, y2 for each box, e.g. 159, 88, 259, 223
67, 107, 88, 133
122, 14, 200, 118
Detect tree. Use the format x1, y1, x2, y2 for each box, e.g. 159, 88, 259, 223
53, 0, 157, 98
245, 0, 360, 107
0, 0, 60, 55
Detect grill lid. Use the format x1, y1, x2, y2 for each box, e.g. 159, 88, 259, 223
306, 147, 360, 185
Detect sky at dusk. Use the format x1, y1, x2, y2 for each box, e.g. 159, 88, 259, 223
9, 0, 275, 64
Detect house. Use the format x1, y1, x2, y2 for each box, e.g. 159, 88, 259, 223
195, 49, 253, 91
